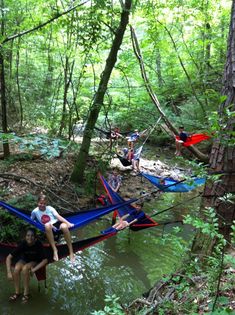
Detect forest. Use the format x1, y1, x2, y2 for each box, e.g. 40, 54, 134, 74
0, 0, 234, 314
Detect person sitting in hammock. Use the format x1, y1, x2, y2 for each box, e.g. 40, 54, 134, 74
132, 147, 141, 173
31, 193, 75, 262
110, 127, 122, 141
6, 228, 48, 303
127, 129, 140, 149
121, 147, 134, 162
108, 169, 122, 193
109, 127, 123, 148
175, 126, 188, 156
127, 128, 148, 149
112, 201, 144, 230
127, 148, 134, 162
122, 147, 129, 158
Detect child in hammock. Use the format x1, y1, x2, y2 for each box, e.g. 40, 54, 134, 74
175, 126, 188, 156
127, 129, 148, 149
108, 169, 122, 193
31, 193, 75, 262
127, 129, 140, 149
6, 228, 48, 303
112, 201, 144, 230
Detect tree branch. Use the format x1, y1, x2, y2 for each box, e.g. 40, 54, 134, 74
130, 25, 209, 162
1, 1, 89, 45
0, 173, 77, 212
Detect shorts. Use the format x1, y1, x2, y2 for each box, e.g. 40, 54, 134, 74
16, 258, 37, 264
52, 221, 61, 230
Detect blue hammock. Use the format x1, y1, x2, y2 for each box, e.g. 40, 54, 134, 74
0, 199, 137, 233
141, 172, 205, 192
99, 174, 158, 232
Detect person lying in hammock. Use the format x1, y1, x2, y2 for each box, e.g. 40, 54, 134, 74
112, 201, 144, 230
175, 126, 188, 156
31, 193, 75, 262
6, 228, 48, 303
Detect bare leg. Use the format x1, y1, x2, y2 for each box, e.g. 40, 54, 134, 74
45, 223, 58, 261
131, 159, 135, 171
175, 141, 183, 156
175, 141, 179, 154
60, 223, 75, 262
22, 262, 36, 296
177, 142, 182, 155
13, 261, 24, 295
135, 160, 140, 172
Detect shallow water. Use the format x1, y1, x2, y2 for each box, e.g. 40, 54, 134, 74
0, 187, 201, 315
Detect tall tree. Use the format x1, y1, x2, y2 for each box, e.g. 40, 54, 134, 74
0, 0, 10, 158
70, 0, 132, 183
192, 0, 235, 253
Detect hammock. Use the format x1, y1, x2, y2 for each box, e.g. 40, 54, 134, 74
141, 172, 206, 192
99, 174, 158, 231
116, 146, 143, 167
117, 117, 161, 167
94, 126, 129, 139
116, 154, 132, 167
0, 199, 136, 233
175, 133, 210, 147
0, 231, 116, 281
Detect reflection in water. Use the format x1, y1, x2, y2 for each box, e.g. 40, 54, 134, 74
103, 234, 151, 289
0, 189, 201, 315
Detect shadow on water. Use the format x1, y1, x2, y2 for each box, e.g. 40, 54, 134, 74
0, 186, 202, 315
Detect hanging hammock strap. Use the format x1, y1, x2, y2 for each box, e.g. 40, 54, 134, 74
142, 116, 162, 146
149, 193, 202, 219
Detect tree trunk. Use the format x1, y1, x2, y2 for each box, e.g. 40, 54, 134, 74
155, 47, 163, 88
192, 1, 235, 253
70, 0, 132, 183
16, 37, 23, 128
0, 0, 10, 158
0, 50, 10, 157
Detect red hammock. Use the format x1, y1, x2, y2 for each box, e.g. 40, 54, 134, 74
175, 133, 210, 147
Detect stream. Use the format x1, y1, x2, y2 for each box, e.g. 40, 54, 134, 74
0, 187, 201, 315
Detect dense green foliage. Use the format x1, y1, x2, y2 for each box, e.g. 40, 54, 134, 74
0, 0, 231, 136
0, 1, 234, 314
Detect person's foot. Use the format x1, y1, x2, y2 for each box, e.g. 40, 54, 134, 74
175, 152, 181, 156
53, 250, 59, 261
9, 293, 21, 302
21, 294, 30, 304
69, 253, 75, 263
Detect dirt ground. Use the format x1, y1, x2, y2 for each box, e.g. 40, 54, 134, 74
0, 143, 181, 212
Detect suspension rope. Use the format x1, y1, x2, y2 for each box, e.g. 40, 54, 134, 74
141, 116, 162, 147
149, 193, 202, 219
